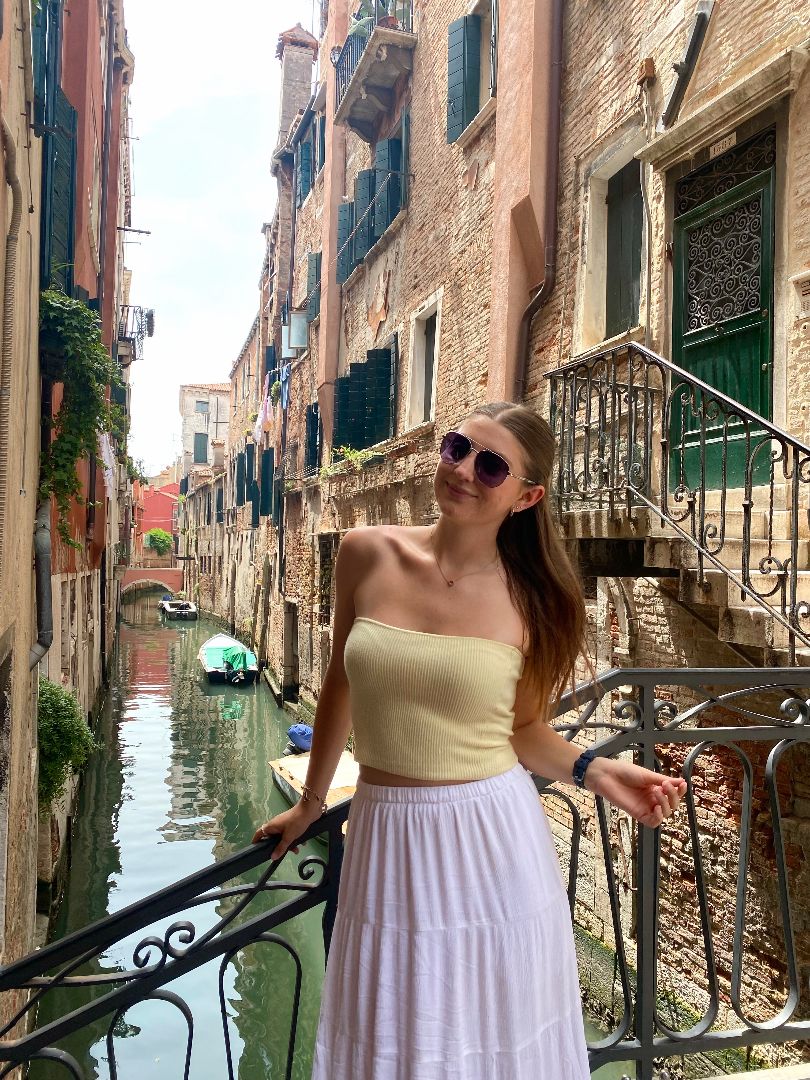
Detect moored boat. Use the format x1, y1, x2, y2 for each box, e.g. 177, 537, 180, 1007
198, 633, 259, 684
270, 749, 358, 813
158, 599, 198, 621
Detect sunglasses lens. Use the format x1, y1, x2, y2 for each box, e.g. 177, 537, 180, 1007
476, 450, 510, 488
440, 432, 470, 464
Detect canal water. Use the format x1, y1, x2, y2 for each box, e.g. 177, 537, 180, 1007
35, 587, 630, 1079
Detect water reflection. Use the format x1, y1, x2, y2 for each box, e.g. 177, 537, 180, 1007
33, 588, 325, 1080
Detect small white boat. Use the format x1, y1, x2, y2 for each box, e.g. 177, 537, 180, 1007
158, 598, 198, 621
198, 633, 259, 685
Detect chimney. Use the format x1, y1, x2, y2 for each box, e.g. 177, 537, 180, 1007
276, 23, 319, 149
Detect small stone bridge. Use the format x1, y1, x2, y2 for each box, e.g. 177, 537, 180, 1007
121, 568, 184, 595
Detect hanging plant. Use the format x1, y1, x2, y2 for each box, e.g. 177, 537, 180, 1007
39, 289, 123, 548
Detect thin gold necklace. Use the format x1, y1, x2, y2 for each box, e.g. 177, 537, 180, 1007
430, 527, 500, 588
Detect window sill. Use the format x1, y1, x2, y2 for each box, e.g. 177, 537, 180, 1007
573, 324, 646, 362
456, 96, 497, 150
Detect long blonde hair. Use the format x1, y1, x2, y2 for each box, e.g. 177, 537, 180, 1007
469, 402, 587, 715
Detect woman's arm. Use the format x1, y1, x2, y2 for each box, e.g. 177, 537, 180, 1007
252, 528, 372, 857
511, 677, 686, 829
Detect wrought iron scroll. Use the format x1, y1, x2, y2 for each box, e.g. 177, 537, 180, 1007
546, 341, 810, 662
551, 666, 810, 1077
0, 804, 349, 1079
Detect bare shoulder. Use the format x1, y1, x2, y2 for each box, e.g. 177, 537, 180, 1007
340, 524, 425, 560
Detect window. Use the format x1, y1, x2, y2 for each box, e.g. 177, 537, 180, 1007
193, 432, 208, 464
333, 339, 397, 452
336, 113, 409, 284
408, 292, 442, 427
605, 160, 642, 339
304, 403, 322, 476
447, 4, 496, 143
574, 131, 645, 352
296, 136, 313, 206
307, 252, 322, 322
195, 399, 209, 414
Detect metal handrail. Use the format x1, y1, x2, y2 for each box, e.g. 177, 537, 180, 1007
3, 668, 810, 1077
546, 341, 810, 661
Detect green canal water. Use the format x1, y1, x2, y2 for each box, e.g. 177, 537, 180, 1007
34, 587, 632, 1079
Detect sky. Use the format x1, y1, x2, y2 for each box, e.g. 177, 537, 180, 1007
125, 0, 316, 475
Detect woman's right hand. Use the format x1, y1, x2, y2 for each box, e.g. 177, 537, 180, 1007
252, 800, 324, 860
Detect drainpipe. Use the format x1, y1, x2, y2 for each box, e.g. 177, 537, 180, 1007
0, 116, 23, 578
515, 0, 564, 401
29, 500, 54, 669
30, 377, 55, 669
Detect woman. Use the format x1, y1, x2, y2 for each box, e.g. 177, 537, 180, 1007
254, 402, 686, 1078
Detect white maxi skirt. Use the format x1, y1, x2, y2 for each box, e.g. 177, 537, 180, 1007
311, 764, 591, 1079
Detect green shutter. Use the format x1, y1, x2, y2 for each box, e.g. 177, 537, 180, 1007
236, 452, 246, 506
297, 139, 313, 206
245, 442, 255, 484
447, 16, 481, 143
334, 374, 351, 450
216, 486, 224, 523
373, 140, 402, 242
365, 347, 394, 445
307, 251, 322, 322
354, 169, 376, 261
305, 402, 321, 475
251, 479, 260, 528
194, 432, 208, 464
260, 449, 274, 516
605, 160, 643, 339
336, 202, 355, 284
264, 344, 277, 379
318, 114, 326, 172
44, 88, 77, 294
347, 362, 369, 449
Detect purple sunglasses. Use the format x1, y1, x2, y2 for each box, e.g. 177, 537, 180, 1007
439, 431, 539, 488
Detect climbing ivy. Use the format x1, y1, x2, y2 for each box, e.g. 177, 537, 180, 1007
145, 527, 173, 556
39, 289, 123, 547
37, 677, 99, 807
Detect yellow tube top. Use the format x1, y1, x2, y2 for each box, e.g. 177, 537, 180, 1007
344, 617, 524, 782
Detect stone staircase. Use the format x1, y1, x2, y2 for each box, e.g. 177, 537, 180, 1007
546, 343, 810, 666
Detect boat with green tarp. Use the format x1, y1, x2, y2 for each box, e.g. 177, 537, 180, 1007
198, 633, 259, 684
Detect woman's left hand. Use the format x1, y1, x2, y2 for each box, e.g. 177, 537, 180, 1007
586, 757, 687, 828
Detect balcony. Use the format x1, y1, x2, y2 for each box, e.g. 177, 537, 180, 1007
116, 304, 155, 365
333, 3, 416, 142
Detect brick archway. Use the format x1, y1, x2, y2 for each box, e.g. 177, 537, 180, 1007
121, 569, 184, 595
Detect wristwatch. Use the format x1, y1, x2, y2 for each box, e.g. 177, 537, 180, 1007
572, 748, 597, 789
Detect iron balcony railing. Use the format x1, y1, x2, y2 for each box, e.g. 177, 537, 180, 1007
117, 305, 154, 363
334, 1, 414, 114
547, 342, 810, 662
2, 667, 810, 1077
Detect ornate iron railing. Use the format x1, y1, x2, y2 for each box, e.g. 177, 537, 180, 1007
2, 668, 810, 1077
334, 2, 414, 114
117, 305, 154, 363
0, 807, 349, 1079
547, 342, 810, 661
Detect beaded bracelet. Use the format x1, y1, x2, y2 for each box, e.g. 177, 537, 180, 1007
301, 784, 328, 815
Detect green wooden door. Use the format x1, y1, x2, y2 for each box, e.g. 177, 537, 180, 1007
671, 168, 774, 490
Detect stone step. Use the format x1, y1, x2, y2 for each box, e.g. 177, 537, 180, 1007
646, 536, 807, 574
718, 606, 793, 650
680, 568, 810, 611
